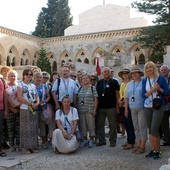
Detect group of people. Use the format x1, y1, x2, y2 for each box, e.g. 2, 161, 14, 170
0, 61, 169, 160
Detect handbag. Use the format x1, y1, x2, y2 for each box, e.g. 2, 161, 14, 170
41, 84, 49, 123
153, 97, 162, 110
8, 93, 21, 108
148, 76, 162, 110
46, 103, 53, 119
75, 130, 84, 142
41, 108, 49, 122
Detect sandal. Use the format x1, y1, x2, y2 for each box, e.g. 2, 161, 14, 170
121, 143, 128, 147
23, 149, 31, 154
29, 148, 39, 153
132, 147, 139, 153
123, 144, 134, 150
55, 147, 60, 154
0, 150, 6, 157
135, 148, 145, 154
42, 143, 48, 149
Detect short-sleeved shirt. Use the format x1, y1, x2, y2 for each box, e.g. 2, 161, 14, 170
52, 78, 78, 103
17, 82, 37, 110
77, 85, 98, 113
96, 78, 120, 108
126, 79, 143, 108
55, 107, 79, 135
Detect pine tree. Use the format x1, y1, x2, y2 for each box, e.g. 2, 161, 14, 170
36, 47, 51, 74
132, 0, 170, 62
32, 0, 72, 38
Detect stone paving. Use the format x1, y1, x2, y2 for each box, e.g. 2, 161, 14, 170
0, 133, 170, 170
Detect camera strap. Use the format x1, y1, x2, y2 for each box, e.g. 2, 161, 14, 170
148, 76, 160, 99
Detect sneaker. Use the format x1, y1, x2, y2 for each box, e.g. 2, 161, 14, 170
79, 140, 87, 148
153, 151, 162, 159
9, 147, 16, 152
145, 150, 156, 158
88, 140, 93, 148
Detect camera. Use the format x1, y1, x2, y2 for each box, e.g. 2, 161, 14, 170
131, 96, 135, 102
121, 98, 124, 101
40, 102, 46, 106
64, 127, 67, 132
80, 101, 84, 105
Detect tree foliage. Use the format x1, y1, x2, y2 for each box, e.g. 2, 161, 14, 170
36, 47, 51, 74
132, 0, 170, 62
32, 0, 73, 38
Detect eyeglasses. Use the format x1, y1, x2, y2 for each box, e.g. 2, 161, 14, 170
43, 77, 49, 79
71, 75, 76, 78
26, 73, 33, 76
91, 79, 96, 81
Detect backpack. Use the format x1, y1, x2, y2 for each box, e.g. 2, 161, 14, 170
55, 78, 61, 100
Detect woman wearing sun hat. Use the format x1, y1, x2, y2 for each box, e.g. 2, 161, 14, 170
118, 68, 135, 150
125, 65, 147, 154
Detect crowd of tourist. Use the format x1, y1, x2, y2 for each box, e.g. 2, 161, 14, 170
0, 61, 169, 160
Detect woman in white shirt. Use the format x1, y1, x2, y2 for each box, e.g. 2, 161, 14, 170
52, 96, 79, 154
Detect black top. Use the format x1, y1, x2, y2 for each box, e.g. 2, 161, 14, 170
96, 78, 120, 108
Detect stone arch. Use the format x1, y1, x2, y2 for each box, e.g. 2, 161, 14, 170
20, 58, 24, 65
109, 45, 124, 67
61, 60, 65, 67
6, 56, 10, 66
92, 47, 105, 66
138, 54, 145, 64
130, 43, 146, 65
75, 49, 89, 63
33, 51, 40, 65
7, 45, 19, 66
111, 45, 125, 54
52, 61, 57, 71
22, 49, 31, 65
47, 52, 56, 72
11, 57, 16, 66
25, 59, 28, 65
59, 50, 72, 67
32, 60, 35, 66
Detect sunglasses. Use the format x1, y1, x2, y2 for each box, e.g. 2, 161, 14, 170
43, 77, 49, 79
71, 75, 76, 78
91, 79, 96, 81
26, 73, 33, 76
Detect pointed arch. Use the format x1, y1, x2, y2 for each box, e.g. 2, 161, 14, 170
75, 49, 89, 63
92, 47, 105, 66
130, 43, 146, 65
59, 50, 72, 67
7, 45, 19, 66
52, 61, 57, 71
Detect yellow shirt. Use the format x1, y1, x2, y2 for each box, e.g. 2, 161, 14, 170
120, 82, 129, 107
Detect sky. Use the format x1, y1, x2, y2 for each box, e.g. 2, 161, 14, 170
0, 0, 155, 34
